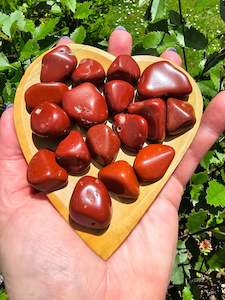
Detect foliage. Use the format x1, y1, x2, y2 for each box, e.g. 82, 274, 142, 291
0, 0, 224, 299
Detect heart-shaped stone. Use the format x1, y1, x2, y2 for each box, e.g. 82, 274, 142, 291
98, 160, 140, 199
25, 82, 68, 112
138, 61, 192, 99
104, 80, 135, 113
71, 58, 105, 86
27, 149, 68, 193
167, 98, 196, 136
107, 55, 140, 85
128, 98, 166, 142
134, 145, 175, 182
14, 44, 203, 260
62, 82, 108, 127
56, 131, 91, 175
113, 113, 148, 152
41, 45, 77, 82
31, 102, 71, 137
69, 176, 112, 229
86, 124, 121, 166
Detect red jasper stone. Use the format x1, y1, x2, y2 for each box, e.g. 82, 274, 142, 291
167, 98, 196, 135
62, 82, 108, 127
31, 102, 71, 137
128, 98, 166, 142
25, 82, 68, 112
27, 149, 68, 193
71, 58, 105, 86
69, 176, 112, 229
134, 144, 175, 182
98, 160, 140, 199
56, 131, 91, 175
104, 80, 135, 113
86, 124, 121, 166
40, 45, 77, 82
107, 55, 141, 85
137, 61, 192, 99
113, 113, 148, 152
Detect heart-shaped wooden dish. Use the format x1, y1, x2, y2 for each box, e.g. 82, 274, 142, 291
14, 43, 203, 260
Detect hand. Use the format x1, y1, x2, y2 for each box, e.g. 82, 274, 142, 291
0, 28, 224, 300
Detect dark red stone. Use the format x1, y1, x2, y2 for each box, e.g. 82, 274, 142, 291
62, 82, 108, 127
104, 80, 134, 113
41, 45, 77, 82
25, 82, 68, 112
137, 61, 192, 99
27, 149, 68, 193
134, 144, 175, 182
86, 124, 121, 166
128, 98, 166, 142
98, 160, 140, 199
56, 131, 91, 175
107, 55, 140, 85
167, 98, 196, 135
113, 113, 148, 152
31, 102, 71, 137
71, 58, 105, 86
69, 176, 112, 229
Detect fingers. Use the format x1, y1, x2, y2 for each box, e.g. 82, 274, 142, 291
108, 26, 132, 56
160, 48, 182, 67
56, 36, 73, 47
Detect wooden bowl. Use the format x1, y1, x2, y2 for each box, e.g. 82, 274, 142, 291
14, 44, 203, 260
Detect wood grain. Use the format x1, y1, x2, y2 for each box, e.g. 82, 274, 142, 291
14, 44, 203, 260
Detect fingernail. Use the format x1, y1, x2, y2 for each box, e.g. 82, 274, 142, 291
167, 48, 177, 53
57, 36, 71, 43
115, 26, 127, 31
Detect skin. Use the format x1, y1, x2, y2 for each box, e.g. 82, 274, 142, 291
0, 30, 225, 300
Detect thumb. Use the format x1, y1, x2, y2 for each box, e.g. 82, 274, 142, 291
108, 26, 133, 56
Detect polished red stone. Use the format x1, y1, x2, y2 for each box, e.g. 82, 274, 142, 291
31, 102, 71, 137
107, 55, 140, 85
137, 61, 192, 99
113, 113, 148, 152
69, 176, 112, 229
167, 98, 196, 135
25, 82, 68, 112
128, 98, 166, 142
86, 124, 121, 166
71, 58, 105, 86
134, 144, 175, 182
41, 45, 77, 82
104, 80, 134, 113
98, 160, 140, 199
27, 149, 68, 193
62, 82, 108, 127
56, 131, 91, 175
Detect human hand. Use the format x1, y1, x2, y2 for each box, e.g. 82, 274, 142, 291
0, 28, 224, 300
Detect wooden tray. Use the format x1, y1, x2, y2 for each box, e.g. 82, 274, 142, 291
14, 44, 203, 260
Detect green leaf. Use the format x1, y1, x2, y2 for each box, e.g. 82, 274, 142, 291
184, 27, 208, 50
151, 0, 166, 23
2, 10, 25, 38
0, 52, 10, 71
191, 172, 208, 185
206, 180, 225, 207
75, 2, 92, 19
0, 289, 8, 300
20, 40, 39, 61
200, 150, 214, 169
34, 18, 59, 41
190, 184, 203, 204
187, 210, 208, 233
24, 19, 35, 34
139, 0, 149, 6
51, 4, 62, 15
210, 68, 221, 90
143, 31, 164, 49
198, 80, 217, 98
70, 26, 86, 43
0, 12, 8, 27
182, 286, 193, 300
63, 0, 76, 13
169, 10, 182, 26
208, 245, 225, 269
220, 0, 225, 22
2, 81, 16, 104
